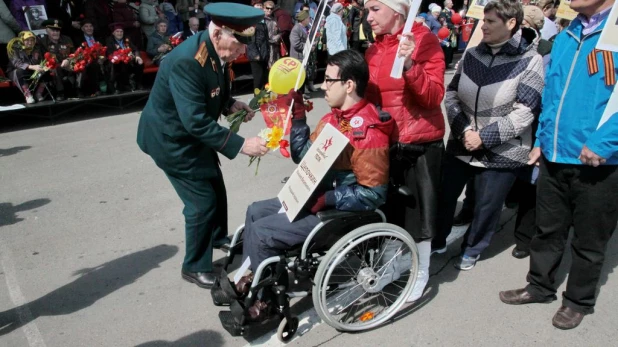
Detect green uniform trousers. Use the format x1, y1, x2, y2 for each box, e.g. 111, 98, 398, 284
166, 169, 228, 273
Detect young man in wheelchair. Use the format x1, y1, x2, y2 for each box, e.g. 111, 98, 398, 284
215, 50, 396, 320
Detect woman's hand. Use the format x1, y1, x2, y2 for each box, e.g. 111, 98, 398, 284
397, 32, 416, 71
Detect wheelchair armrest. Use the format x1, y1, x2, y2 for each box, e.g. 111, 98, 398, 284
316, 209, 378, 222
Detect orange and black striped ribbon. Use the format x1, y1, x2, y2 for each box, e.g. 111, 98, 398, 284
587, 49, 616, 86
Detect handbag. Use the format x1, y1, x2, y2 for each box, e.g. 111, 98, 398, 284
279, 40, 288, 57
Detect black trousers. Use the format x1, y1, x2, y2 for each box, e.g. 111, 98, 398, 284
525, 156, 618, 314
166, 169, 229, 273
384, 141, 444, 241
249, 61, 268, 90
106, 61, 144, 93
512, 179, 536, 252
77, 63, 104, 95
433, 154, 520, 257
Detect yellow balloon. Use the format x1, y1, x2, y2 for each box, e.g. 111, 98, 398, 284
268, 57, 306, 95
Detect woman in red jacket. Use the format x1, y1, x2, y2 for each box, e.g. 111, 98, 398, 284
364, 0, 446, 303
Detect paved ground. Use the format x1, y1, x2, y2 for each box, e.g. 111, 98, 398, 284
1, 71, 617, 347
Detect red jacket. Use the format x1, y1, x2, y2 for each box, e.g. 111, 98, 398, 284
365, 22, 446, 144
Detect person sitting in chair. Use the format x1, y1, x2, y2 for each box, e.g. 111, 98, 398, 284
215, 50, 394, 321
146, 18, 171, 65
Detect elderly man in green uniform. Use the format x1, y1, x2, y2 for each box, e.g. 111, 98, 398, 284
38, 19, 75, 101
136, 3, 269, 289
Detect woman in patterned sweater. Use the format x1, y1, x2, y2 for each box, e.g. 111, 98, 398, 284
433, 0, 545, 271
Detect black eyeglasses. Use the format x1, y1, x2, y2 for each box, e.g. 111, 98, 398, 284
323, 78, 345, 89
265, 7, 274, 9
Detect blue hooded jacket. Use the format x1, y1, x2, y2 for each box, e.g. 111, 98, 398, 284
535, 16, 618, 164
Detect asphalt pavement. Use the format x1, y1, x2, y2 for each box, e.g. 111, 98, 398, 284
1, 70, 617, 347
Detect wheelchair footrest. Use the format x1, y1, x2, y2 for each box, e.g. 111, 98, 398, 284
219, 311, 244, 337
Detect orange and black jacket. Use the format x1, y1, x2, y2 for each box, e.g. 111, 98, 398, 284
291, 99, 394, 211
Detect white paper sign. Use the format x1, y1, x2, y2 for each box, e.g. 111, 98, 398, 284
390, 0, 423, 79
596, 2, 618, 52
598, 85, 618, 130
278, 123, 349, 222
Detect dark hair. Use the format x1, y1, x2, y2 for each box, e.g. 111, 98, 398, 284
326, 50, 369, 98
484, 0, 524, 36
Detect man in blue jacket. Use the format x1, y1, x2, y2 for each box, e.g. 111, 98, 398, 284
499, 0, 618, 330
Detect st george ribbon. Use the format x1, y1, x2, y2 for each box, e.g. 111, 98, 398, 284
390, 0, 423, 79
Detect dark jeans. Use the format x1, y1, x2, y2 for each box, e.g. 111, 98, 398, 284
166, 170, 229, 273
433, 154, 520, 257
525, 156, 618, 314
249, 60, 268, 90
459, 171, 537, 252
242, 198, 320, 272
384, 141, 444, 241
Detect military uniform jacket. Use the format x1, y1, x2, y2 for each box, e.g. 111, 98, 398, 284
38, 34, 75, 61
136, 31, 243, 180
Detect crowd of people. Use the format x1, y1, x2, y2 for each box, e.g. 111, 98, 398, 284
157, 0, 616, 331
2, 0, 615, 333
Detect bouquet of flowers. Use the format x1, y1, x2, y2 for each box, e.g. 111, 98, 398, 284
248, 125, 290, 175
226, 85, 277, 133
153, 34, 183, 62
30, 52, 58, 85
109, 47, 134, 64
67, 42, 107, 72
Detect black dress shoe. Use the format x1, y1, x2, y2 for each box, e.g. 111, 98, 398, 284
453, 209, 473, 226
512, 247, 530, 259
552, 306, 585, 330
213, 236, 231, 252
499, 288, 555, 305
181, 270, 217, 289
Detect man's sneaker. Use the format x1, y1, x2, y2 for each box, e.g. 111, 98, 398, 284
431, 245, 447, 255
25, 95, 35, 104
406, 269, 429, 303
454, 254, 480, 271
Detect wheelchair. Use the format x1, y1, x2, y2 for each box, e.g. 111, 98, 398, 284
213, 188, 419, 343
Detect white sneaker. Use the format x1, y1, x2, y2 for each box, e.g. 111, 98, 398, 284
406, 269, 429, 303
25, 95, 35, 104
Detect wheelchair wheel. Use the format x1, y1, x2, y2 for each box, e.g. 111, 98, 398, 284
312, 223, 418, 331
277, 316, 299, 343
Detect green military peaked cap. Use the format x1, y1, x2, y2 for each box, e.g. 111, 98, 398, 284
204, 3, 264, 44
42, 19, 63, 30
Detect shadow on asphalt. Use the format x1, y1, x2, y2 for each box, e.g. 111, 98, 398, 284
0, 244, 178, 337
0, 146, 32, 157
0, 198, 51, 228
135, 329, 224, 346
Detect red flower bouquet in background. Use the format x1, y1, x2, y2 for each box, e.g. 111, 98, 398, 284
109, 48, 134, 64
67, 42, 107, 72
30, 52, 58, 82
170, 35, 183, 47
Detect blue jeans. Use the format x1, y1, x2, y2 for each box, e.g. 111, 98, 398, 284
433, 154, 521, 257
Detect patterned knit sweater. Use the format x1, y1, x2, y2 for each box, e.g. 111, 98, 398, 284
445, 28, 544, 169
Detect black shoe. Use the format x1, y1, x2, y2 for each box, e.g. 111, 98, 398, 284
181, 270, 217, 289
453, 209, 473, 226
512, 247, 530, 259
213, 236, 231, 252
56, 93, 66, 101
77, 90, 85, 98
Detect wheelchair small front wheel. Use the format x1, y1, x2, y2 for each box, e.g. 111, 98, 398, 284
276, 316, 299, 343
312, 223, 418, 332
